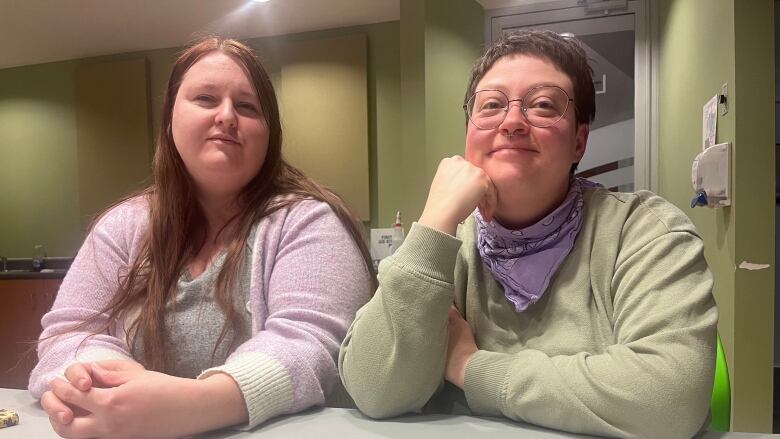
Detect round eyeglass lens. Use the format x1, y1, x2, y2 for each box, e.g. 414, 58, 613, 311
466, 86, 572, 129
522, 86, 571, 128
467, 90, 509, 130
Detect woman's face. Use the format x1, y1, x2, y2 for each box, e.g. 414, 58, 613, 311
171, 51, 269, 200
465, 54, 588, 194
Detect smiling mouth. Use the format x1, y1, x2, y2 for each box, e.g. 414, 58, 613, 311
208, 137, 240, 145
491, 146, 536, 155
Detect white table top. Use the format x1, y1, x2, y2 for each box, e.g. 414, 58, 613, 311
0, 388, 776, 438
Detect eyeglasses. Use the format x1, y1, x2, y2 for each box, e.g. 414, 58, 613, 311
463, 86, 574, 129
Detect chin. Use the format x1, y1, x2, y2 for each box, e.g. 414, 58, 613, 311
202, 156, 245, 171
486, 166, 533, 185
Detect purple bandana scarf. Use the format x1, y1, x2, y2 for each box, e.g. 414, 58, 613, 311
475, 178, 601, 312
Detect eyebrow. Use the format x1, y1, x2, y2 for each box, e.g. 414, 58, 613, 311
187, 82, 259, 100
477, 82, 568, 94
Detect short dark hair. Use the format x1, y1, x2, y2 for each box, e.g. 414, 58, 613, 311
465, 30, 596, 126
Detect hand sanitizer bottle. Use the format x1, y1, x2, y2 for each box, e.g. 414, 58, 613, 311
391, 211, 404, 254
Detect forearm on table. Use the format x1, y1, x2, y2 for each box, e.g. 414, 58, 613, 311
340, 286, 451, 417
464, 343, 713, 439
340, 223, 462, 417
189, 373, 249, 431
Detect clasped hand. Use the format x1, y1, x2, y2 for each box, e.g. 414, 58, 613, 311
41, 360, 195, 439
419, 156, 497, 236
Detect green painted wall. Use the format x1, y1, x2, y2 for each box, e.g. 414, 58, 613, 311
0, 61, 82, 257
424, 0, 484, 180
400, 0, 429, 228
250, 22, 403, 229
399, 0, 484, 226
0, 21, 402, 257
658, 0, 774, 431
365, 23, 403, 229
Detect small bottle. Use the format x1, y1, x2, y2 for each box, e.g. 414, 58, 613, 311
391, 211, 405, 254
32, 244, 46, 272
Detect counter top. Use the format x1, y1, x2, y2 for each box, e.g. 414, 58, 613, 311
0, 257, 71, 280
0, 270, 67, 280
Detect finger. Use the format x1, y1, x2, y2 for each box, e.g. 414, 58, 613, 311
448, 306, 464, 322
93, 359, 145, 372
50, 413, 102, 439
91, 362, 134, 387
64, 363, 93, 391
50, 378, 97, 413
41, 390, 74, 425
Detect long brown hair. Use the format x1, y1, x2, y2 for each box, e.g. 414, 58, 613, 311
81, 37, 375, 372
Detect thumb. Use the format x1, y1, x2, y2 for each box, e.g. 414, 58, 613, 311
478, 181, 498, 223
90, 362, 133, 388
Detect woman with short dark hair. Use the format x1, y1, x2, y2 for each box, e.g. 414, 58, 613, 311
340, 30, 717, 439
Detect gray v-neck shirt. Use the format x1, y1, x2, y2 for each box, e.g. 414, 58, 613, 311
131, 226, 255, 377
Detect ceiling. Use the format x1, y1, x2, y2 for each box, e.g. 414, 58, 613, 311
0, 0, 399, 70
0, 0, 545, 70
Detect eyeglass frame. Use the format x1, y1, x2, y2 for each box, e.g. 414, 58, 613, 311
462, 85, 575, 130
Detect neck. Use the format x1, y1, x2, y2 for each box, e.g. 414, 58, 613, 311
197, 192, 242, 241
492, 176, 571, 229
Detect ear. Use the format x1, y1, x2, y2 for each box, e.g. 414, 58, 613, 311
573, 123, 589, 162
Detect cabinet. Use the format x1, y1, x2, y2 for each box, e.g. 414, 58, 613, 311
0, 279, 60, 389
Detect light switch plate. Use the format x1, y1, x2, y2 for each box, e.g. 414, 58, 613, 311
720, 83, 728, 116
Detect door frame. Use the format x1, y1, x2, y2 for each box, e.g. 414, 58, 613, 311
484, 0, 658, 192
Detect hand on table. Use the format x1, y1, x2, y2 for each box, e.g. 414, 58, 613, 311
40, 362, 246, 439
419, 156, 497, 236
445, 306, 478, 390
42, 364, 190, 439
41, 360, 146, 425
67, 360, 146, 391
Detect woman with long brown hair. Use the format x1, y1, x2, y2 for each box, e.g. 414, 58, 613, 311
29, 37, 373, 438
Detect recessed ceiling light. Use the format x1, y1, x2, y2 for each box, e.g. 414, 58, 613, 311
252, 0, 270, 3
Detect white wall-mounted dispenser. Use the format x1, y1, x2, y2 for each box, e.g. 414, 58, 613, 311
690, 142, 731, 208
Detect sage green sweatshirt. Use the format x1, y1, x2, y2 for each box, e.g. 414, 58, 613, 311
339, 188, 717, 439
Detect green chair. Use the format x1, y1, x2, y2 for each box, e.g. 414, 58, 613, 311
709, 334, 731, 431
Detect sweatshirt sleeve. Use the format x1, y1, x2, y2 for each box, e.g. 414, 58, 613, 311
28, 201, 144, 398
463, 230, 718, 439
338, 223, 463, 418
200, 200, 372, 429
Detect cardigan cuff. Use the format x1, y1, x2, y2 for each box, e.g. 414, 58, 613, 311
74, 347, 134, 364
199, 352, 293, 429
51, 348, 135, 386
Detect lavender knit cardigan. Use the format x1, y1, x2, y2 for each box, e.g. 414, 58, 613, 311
28, 197, 372, 428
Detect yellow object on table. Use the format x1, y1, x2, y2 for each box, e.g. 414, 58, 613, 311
0, 408, 19, 428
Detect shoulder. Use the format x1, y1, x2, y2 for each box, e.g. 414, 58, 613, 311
583, 188, 702, 262
262, 197, 343, 232
251, 197, 356, 252
584, 188, 699, 235
247, 197, 370, 282
90, 195, 151, 240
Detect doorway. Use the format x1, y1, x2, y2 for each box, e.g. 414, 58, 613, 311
485, 0, 651, 191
